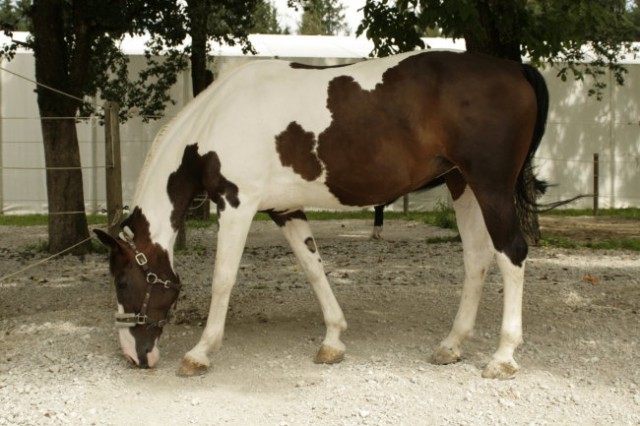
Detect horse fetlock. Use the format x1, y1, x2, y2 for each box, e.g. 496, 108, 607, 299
431, 344, 462, 365
482, 358, 519, 380
314, 344, 345, 364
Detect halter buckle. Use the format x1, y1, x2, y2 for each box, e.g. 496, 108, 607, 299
135, 252, 148, 266
135, 313, 148, 325
114, 312, 137, 328
114, 312, 148, 327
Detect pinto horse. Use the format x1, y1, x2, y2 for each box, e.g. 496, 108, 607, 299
94, 49, 549, 379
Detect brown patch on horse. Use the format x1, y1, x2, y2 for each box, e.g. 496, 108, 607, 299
443, 169, 467, 200
99, 208, 179, 322
275, 122, 323, 181
276, 52, 486, 206
167, 144, 240, 229
119, 208, 178, 283
304, 237, 317, 253
267, 209, 308, 227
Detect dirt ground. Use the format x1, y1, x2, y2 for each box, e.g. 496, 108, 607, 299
0, 216, 639, 425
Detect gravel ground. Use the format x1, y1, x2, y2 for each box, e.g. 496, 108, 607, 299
0, 219, 639, 425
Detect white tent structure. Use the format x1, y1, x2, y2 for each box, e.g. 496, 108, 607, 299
0, 34, 638, 214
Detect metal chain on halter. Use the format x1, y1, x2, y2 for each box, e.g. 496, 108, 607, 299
115, 226, 180, 328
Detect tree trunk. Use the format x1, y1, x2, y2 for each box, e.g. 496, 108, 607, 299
40, 119, 91, 253
32, 0, 91, 254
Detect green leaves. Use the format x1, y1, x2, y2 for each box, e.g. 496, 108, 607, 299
359, 0, 639, 95
1, 0, 262, 123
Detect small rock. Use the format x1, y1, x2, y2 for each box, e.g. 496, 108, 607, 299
358, 409, 370, 418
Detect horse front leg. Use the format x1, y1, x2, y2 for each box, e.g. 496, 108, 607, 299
269, 210, 347, 364
177, 207, 255, 377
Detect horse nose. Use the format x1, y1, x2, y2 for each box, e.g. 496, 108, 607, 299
138, 357, 149, 369
137, 346, 152, 369
136, 342, 160, 369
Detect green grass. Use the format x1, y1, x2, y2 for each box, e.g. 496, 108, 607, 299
584, 239, 640, 251
540, 235, 640, 251
541, 207, 640, 219
2, 207, 638, 251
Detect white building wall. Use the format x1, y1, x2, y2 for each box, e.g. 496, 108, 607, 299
0, 35, 638, 214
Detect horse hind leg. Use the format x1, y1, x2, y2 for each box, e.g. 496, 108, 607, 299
371, 205, 384, 240
432, 185, 495, 366
474, 186, 528, 380
269, 210, 347, 364
433, 172, 527, 380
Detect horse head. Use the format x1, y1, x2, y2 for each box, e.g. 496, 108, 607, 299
94, 208, 180, 368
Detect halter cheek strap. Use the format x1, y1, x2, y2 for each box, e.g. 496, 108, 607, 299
115, 226, 181, 328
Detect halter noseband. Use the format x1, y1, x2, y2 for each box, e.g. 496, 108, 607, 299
114, 226, 181, 329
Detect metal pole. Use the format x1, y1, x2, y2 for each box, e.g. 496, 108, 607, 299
593, 153, 599, 216
403, 194, 409, 214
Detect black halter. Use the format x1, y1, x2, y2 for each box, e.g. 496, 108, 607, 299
114, 226, 181, 329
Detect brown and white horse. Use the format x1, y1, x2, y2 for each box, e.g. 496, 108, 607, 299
95, 49, 549, 379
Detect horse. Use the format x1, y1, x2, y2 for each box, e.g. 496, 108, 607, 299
94, 49, 549, 379
370, 177, 446, 239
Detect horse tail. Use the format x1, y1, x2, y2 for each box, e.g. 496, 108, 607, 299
516, 63, 549, 208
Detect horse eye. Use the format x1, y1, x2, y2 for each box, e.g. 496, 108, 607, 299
116, 281, 127, 290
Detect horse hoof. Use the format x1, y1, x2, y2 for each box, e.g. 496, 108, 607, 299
481, 359, 519, 380
176, 356, 209, 377
431, 345, 461, 365
314, 344, 345, 364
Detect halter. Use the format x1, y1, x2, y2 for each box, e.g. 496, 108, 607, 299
114, 226, 181, 329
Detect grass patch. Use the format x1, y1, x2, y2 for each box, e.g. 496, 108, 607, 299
539, 235, 579, 249
584, 238, 640, 251
3, 207, 638, 252
542, 207, 640, 219
540, 235, 640, 251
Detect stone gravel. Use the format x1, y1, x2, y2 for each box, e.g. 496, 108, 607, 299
1, 220, 639, 425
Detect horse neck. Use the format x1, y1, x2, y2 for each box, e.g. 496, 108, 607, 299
132, 143, 189, 260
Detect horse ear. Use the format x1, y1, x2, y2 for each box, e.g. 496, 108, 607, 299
93, 229, 121, 252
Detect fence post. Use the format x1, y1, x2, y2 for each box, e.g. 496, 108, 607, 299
104, 101, 123, 236
593, 153, 599, 216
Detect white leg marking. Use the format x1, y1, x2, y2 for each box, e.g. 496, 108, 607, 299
433, 187, 494, 364
371, 225, 383, 240
482, 252, 525, 379
182, 207, 255, 369
280, 216, 347, 362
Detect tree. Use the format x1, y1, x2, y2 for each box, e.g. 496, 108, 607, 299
357, 0, 638, 244
0, 1, 258, 254
0, 0, 29, 31
630, 0, 640, 40
298, 0, 349, 35
252, 1, 285, 34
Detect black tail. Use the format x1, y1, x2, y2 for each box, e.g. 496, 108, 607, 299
517, 63, 550, 208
